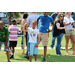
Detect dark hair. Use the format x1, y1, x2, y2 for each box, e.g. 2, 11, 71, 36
23, 13, 28, 19
12, 20, 16, 25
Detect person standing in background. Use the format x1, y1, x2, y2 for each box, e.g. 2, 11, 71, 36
53, 13, 67, 56
63, 12, 75, 55
50, 12, 60, 49
21, 13, 28, 49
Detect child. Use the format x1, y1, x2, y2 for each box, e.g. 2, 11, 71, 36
25, 20, 39, 62
37, 12, 54, 62
0, 21, 10, 62
9, 19, 19, 59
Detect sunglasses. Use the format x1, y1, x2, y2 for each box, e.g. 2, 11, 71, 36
60, 16, 64, 17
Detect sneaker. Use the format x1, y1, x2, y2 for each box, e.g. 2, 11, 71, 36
66, 52, 70, 55
60, 54, 65, 56
72, 52, 75, 55
10, 55, 14, 59
24, 55, 29, 60
42, 58, 46, 62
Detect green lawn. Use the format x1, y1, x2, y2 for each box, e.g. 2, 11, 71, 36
0, 32, 73, 62
0, 49, 75, 62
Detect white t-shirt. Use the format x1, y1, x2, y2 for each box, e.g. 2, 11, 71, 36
28, 27, 39, 43
64, 17, 74, 30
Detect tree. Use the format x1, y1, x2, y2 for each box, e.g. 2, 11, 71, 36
8, 12, 11, 25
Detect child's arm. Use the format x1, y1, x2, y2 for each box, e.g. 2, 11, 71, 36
35, 34, 39, 47
24, 23, 28, 30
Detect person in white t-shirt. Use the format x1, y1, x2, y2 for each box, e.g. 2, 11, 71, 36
63, 12, 75, 55
25, 20, 39, 62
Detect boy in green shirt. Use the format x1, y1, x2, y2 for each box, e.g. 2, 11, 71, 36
0, 21, 10, 62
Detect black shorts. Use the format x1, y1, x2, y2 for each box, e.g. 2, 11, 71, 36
9, 41, 17, 47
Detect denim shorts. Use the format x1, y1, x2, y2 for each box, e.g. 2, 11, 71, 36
0, 42, 10, 51
30, 43, 38, 56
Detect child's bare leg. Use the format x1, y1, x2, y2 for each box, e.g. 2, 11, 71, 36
6, 51, 10, 62
29, 56, 32, 62
44, 46, 47, 58
34, 55, 37, 61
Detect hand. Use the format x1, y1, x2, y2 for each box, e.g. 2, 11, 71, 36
64, 26, 67, 29
71, 21, 74, 24
5, 45, 9, 49
35, 44, 38, 47
47, 29, 52, 32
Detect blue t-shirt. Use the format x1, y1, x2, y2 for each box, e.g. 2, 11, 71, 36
38, 14, 53, 33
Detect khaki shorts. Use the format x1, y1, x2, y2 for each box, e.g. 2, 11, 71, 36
38, 32, 48, 46
65, 30, 74, 36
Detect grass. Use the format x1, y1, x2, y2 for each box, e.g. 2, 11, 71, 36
0, 32, 73, 62
0, 49, 75, 62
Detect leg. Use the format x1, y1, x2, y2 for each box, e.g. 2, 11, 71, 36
44, 46, 47, 58
51, 30, 56, 48
12, 47, 15, 54
65, 35, 70, 53
70, 35, 75, 53
34, 55, 37, 61
6, 51, 10, 62
56, 34, 62, 55
29, 56, 32, 62
41, 33, 48, 61
21, 31, 23, 49
0, 42, 2, 50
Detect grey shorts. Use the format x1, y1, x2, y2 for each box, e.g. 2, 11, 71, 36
65, 30, 74, 36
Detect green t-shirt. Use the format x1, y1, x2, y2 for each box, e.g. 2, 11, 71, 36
0, 26, 9, 42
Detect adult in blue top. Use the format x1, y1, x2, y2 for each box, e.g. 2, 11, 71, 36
37, 12, 54, 61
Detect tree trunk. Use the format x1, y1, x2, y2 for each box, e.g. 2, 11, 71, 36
13, 12, 16, 19
8, 12, 11, 25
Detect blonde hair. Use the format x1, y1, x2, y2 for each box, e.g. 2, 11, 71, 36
65, 12, 72, 17
54, 13, 64, 24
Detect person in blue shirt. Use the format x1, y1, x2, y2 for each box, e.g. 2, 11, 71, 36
37, 12, 54, 61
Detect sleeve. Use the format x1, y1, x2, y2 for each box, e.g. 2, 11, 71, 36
38, 15, 41, 19
6, 28, 9, 36
64, 17, 67, 23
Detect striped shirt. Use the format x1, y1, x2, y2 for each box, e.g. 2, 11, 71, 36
9, 25, 19, 41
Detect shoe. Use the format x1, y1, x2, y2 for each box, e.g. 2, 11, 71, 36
24, 55, 29, 60
10, 55, 14, 59
42, 58, 46, 62
66, 52, 70, 55
68, 47, 72, 49
60, 54, 65, 56
72, 52, 75, 55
